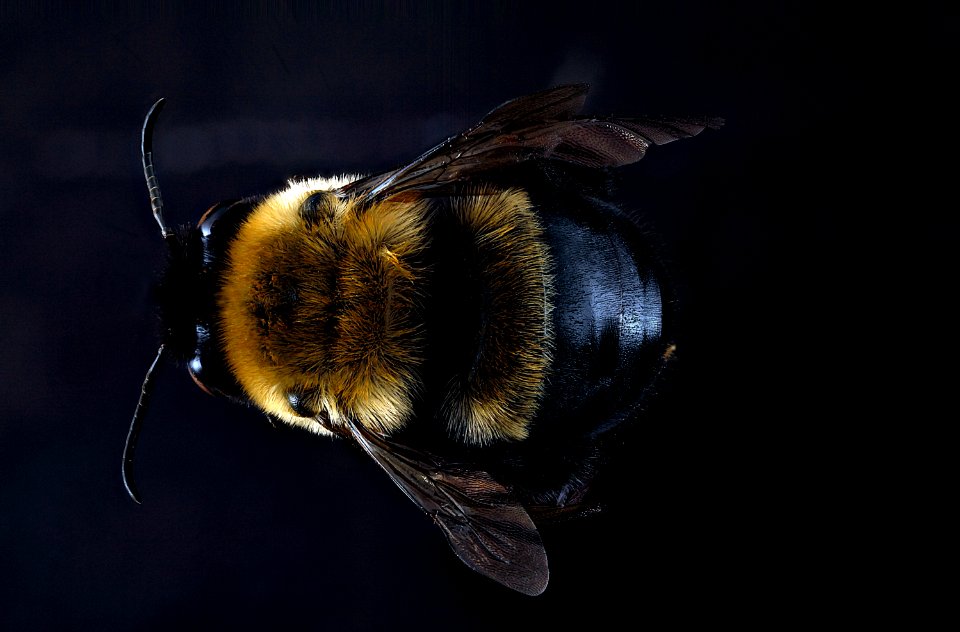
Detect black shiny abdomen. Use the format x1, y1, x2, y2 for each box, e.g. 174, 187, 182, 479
536, 194, 669, 442
483, 191, 675, 507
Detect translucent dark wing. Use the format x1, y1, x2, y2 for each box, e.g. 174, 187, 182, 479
474, 82, 589, 127
345, 420, 549, 596
338, 83, 723, 203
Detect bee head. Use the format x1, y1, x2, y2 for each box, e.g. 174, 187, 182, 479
155, 199, 250, 401
124, 99, 249, 503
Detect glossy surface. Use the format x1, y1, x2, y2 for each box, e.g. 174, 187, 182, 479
538, 194, 670, 440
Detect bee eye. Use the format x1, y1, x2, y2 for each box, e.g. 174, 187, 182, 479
197, 200, 241, 238
188, 356, 215, 396
187, 348, 244, 401
300, 192, 336, 225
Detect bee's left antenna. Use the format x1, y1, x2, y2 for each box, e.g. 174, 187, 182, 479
141, 98, 174, 240
123, 344, 166, 503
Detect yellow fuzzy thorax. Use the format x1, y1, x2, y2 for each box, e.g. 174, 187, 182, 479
219, 176, 428, 436
218, 177, 553, 445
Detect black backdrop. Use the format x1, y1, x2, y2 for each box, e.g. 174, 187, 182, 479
0, 3, 939, 629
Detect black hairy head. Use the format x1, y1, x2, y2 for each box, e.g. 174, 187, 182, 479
153, 224, 212, 363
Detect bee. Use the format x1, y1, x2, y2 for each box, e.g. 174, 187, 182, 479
123, 84, 722, 595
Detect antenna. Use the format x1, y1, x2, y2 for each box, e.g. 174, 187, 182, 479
122, 345, 166, 503
141, 98, 174, 240
124, 98, 176, 503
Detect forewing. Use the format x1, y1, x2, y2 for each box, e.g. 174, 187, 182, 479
345, 420, 549, 596
338, 84, 722, 202
477, 82, 588, 127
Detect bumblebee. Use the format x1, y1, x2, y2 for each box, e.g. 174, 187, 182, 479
124, 85, 722, 595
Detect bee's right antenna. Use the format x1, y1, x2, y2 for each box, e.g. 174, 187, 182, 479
141, 98, 174, 241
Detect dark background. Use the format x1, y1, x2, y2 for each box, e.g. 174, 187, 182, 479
0, 2, 941, 629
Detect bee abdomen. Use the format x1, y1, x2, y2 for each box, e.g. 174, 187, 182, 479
421, 188, 553, 446
536, 195, 669, 440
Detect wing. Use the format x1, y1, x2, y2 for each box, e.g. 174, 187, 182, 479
337, 83, 723, 203
345, 419, 549, 596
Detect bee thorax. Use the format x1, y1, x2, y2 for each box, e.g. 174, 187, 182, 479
219, 183, 429, 434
